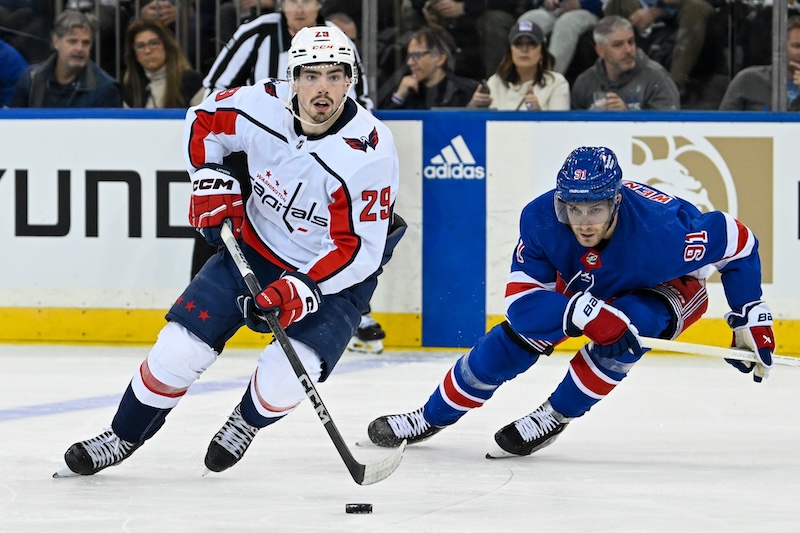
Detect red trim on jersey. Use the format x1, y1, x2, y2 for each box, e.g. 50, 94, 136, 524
505, 281, 542, 298
306, 186, 360, 282
188, 110, 238, 168
253, 368, 299, 414
733, 219, 749, 256
442, 367, 483, 409
139, 359, 188, 398
240, 217, 295, 272
570, 351, 617, 396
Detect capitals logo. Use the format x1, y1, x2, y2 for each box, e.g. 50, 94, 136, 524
343, 128, 379, 152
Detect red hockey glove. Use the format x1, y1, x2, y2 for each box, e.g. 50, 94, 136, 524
725, 300, 774, 382
240, 272, 323, 330
564, 292, 644, 359
189, 163, 243, 246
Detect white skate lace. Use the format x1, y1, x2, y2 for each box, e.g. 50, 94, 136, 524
514, 405, 561, 443
82, 429, 137, 469
213, 406, 260, 458
386, 408, 430, 438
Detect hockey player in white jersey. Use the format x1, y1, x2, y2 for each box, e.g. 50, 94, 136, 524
54, 25, 404, 477
367, 146, 775, 458
200, 0, 385, 353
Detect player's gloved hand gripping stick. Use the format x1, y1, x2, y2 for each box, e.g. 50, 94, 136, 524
219, 219, 406, 485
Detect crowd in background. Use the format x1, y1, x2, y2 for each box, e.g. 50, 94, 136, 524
1, 0, 799, 111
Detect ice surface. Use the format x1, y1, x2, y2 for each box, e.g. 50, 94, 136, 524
1, 345, 798, 532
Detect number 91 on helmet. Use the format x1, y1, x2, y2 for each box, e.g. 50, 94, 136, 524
554, 146, 623, 226
287, 26, 358, 86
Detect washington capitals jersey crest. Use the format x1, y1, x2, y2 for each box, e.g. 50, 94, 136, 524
343, 127, 379, 152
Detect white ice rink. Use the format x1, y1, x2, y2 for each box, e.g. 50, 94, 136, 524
1, 344, 799, 532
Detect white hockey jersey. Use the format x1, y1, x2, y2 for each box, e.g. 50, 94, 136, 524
183, 80, 399, 295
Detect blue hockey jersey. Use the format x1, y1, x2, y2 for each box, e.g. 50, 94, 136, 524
504, 181, 763, 343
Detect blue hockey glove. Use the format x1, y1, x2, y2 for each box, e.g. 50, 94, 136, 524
564, 291, 645, 359
724, 301, 775, 382
237, 272, 322, 331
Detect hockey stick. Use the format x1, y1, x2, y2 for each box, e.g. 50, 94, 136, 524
641, 336, 800, 368
219, 220, 406, 485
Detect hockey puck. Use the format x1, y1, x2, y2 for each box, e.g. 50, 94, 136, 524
345, 503, 373, 514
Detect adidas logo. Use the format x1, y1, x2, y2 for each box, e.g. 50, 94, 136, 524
424, 135, 485, 180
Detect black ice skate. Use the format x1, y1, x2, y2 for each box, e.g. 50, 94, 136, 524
486, 400, 572, 458
54, 429, 142, 477
368, 407, 441, 447
204, 404, 260, 473
347, 314, 386, 354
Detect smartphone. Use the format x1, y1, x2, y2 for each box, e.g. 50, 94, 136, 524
479, 80, 490, 94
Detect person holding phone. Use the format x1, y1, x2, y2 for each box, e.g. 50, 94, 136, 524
467, 20, 570, 111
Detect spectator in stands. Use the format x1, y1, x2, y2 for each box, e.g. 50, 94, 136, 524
385, 25, 479, 109
218, 0, 275, 44
468, 20, 570, 110
121, 18, 203, 108
570, 15, 679, 110
139, 0, 216, 71
719, 16, 800, 111
414, 0, 526, 79
326, 11, 358, 42
0, 0, 52, 63
10, 10, 121, 107
517, 0, 603, 75
1, 38, 28, 106
604, 0, 712, 97
65, 0, 132, 77
203, 0, 372, 110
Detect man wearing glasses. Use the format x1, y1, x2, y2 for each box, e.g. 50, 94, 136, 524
385, 25, 480, 109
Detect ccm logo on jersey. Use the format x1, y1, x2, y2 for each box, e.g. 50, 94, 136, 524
343, 127, 379, 152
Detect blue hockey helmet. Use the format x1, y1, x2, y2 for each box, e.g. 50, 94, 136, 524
555, 146, 622, 225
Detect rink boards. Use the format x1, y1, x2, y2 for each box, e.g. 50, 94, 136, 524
0, 109, 798, 351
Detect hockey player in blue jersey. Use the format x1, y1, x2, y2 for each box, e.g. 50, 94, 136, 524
368, 146, 775, 457
53, 25, 404, 477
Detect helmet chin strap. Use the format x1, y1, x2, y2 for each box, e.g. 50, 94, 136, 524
282, 88, 349, 129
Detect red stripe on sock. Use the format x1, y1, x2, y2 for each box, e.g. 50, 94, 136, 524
570, 351, 617, 396
139, 359, 189, 398
442, 368, 483, 409
253, 368, 299, 413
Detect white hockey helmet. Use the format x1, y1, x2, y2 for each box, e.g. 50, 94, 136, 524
287, 25, 358, 86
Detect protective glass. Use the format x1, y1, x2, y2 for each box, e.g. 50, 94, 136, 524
555, 198, 616, 226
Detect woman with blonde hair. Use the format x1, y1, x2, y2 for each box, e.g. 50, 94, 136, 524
468, 20, 570, 111
122, 18, 203, 108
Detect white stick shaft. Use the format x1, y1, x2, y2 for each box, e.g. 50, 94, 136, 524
641, 337, 800, 368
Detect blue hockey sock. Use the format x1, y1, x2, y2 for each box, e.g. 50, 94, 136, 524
239, 388, 284, 429
111, 383, 171, 443
549, 346, 632, 418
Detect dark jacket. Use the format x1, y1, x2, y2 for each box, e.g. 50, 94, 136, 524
10, 54, 122, 108
385, 72, 479, 109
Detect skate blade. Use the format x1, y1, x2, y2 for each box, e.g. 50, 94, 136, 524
484, 443, 521, 459
52, 465, 80, 478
